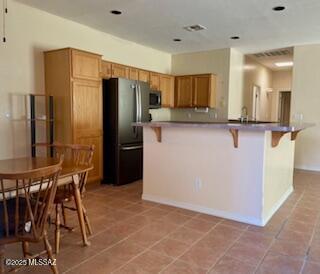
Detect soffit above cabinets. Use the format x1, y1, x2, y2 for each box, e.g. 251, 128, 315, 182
17, 0, 320, 54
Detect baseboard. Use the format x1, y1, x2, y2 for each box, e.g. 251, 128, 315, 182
142, 194, 264, 226
262, 186, 293, 226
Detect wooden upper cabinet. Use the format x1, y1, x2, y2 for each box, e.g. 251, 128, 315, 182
138, 70, 150, 83
150, 72, 160, 90
101, 60, 112, 79
160, 75, 174, 107
71, 49, 101, 81
129, 67, 139, 80
175, 76, 193, 108
112, 63, 129, 79
175, 74, 217, 108
193, 74, 215, 107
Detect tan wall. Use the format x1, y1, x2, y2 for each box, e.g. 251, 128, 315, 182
292, 44, 320, 170
228, 49, 244, 119
0, 0, 171, 160
243, 56, 273, 121
269, 70, 292, 121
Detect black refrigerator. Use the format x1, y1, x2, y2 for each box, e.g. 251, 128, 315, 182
103, 78, 150, 185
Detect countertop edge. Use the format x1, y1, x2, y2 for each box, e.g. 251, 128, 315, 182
132, 122, 315, 132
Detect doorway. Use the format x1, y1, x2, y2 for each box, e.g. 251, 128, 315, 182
279, 91, 291, 123
252, 85, 261, 121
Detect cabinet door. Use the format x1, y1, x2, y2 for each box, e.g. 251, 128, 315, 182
193, 74, 216, 107
138, 70, 150, 83
175, 76, 193, 107
160, 75, 174, 107
129, 67, 139, 80
193, 75, 210, 107
71, 49, 101, 81
112, 63, 129, 79
72, 80, 103, 182
101, 60, 112, 79
150, 72, 160, 90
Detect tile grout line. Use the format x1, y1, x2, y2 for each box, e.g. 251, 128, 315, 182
110, 212, 206, 273
205, 226, 249, 273
63, 201, 187, 273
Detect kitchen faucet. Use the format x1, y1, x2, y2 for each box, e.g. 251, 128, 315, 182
240, 106, 248, 123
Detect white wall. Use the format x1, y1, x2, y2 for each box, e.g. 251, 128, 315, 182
228, 49, 244, 119
292, 44, 320, 171
171, 48, 231, 121
0, 0, 171, 160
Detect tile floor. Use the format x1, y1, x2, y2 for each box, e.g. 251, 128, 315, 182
4, 170, 320, 273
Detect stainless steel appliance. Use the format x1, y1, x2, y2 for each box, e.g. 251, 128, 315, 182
149, 91, 161, 109
103, 78, 150, 185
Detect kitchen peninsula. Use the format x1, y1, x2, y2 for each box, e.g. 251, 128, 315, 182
134, 121, 313, 226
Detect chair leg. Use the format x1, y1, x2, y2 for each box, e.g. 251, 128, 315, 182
0, 245, 5, 274
61, 203, 67, 227
43, 232, 58, 274
82, 205, 93, 235
55, 204, 61, 254
22, 241, 30, 257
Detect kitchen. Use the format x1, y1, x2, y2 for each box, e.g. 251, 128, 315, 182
1, 0, 320, 273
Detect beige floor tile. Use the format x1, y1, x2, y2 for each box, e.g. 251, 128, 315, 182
151, 238, 190, 258
162, 260, 207, 274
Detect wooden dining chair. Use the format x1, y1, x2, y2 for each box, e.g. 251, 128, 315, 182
35, 142, 95, 253
0, 159, 62, 274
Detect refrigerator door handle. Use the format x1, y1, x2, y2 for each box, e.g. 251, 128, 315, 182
120, 145, 143, 151
133, 83, 139, 138
138, 84, 142, 122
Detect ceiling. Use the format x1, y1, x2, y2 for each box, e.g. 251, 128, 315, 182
248, 47, 294, 71
17, 0, 320, 54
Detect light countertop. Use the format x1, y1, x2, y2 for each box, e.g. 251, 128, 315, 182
132, 121, 315, 132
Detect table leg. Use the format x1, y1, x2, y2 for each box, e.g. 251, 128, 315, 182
72, 175, 90, 247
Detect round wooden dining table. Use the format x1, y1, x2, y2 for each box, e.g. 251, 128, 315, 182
0, 157, 93, 247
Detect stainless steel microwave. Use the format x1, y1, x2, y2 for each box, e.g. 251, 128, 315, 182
149, 91, 161, 109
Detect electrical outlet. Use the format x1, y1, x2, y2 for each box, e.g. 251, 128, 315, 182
194, 178, 203, 192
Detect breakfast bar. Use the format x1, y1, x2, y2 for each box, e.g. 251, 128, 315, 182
134, 121, 313, 226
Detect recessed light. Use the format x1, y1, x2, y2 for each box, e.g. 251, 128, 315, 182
173, 38, 182, 42
275, 61, 293, 67
272, 6, 286, 11
230, 36, 240, 40
110, 10, 122, 15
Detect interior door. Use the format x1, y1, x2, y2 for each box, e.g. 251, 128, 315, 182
279, 91, 291, 123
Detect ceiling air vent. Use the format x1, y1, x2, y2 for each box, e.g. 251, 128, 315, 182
183, 24, 207, 32
254, 49, 292, 58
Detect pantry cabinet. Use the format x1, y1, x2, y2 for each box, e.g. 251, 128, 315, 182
44, 48, 103, 183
